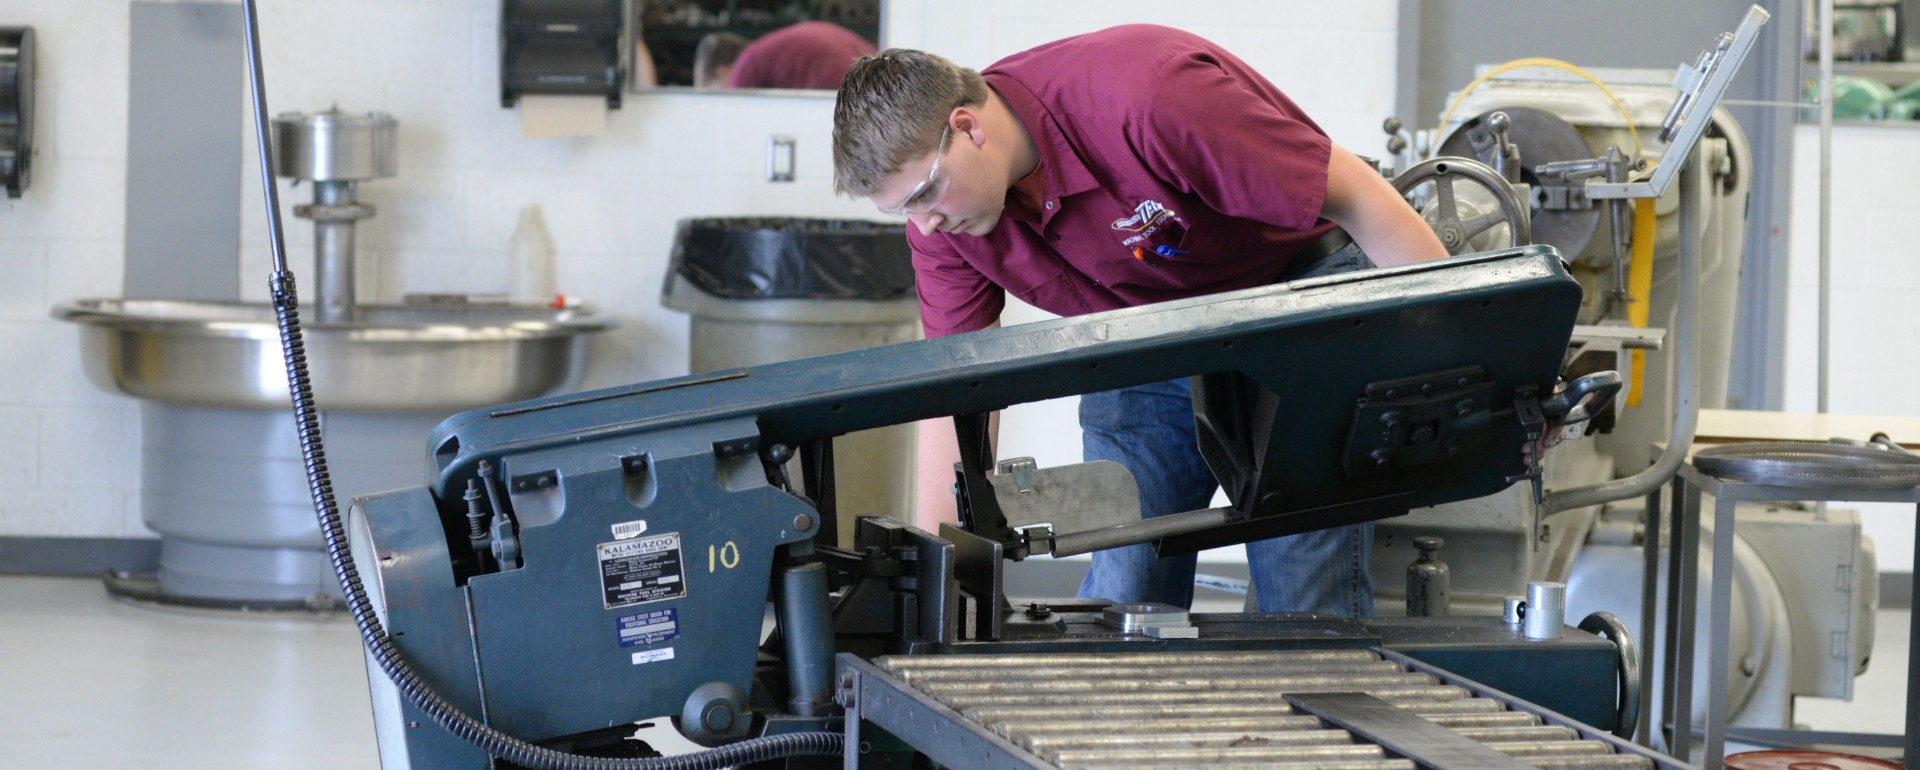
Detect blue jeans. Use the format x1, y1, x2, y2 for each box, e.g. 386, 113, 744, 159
1075, 241, 1377, 617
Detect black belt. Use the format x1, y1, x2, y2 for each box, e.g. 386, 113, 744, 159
1297, 227, 1354, 263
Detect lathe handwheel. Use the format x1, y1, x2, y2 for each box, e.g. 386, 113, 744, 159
1578, 611, 1641, 741
1392, 156, 1531, 255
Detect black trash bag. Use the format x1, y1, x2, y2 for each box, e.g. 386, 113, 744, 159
667, 217, 914, 301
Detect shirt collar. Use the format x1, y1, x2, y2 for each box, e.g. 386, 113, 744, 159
984, 72, 1100, 224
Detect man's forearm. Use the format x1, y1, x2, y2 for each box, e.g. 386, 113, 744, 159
1322, 145, 1448, 266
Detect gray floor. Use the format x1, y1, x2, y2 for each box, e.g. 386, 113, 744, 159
0, 575, 1909, 768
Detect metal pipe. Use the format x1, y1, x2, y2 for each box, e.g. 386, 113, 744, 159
1044, 744, 1391, 765
877, 650, 1379, 670
1482, 740, 1613, 757
775, 561, 837, 716
934, 685, 1470, 710
897, 660, 1404, 683
1516, 758, 1654, 770
960, 696, 1505, 726
1019, 729, 1355, 752
993, 716, 1326, 738
1063, 762, 1414, 770
1050, 506, 1234, 557
967, 704, 1300, 725
916, 672, 1437, 696
241, 0, 288, 276
1543, 151, 1702, 515
312, 180, 355, 324
1818, 0, 1834, 413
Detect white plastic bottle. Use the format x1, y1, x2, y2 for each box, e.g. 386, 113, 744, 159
508, 204, 556, 306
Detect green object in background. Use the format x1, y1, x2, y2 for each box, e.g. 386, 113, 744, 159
1889, 81, 1920, 121
1807, 75, 1895, 120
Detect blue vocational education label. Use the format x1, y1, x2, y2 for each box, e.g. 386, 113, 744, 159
616, 607, 680, 649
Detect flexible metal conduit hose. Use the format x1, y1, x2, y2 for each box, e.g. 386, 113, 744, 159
240, 2, 841, 766
1542, 153, 1703, 516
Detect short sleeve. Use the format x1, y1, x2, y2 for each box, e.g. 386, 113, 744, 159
908, 228, 1004, 338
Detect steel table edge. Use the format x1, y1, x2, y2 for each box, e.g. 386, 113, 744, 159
835, 653, 1054, 770
1378, 647, 1702, 770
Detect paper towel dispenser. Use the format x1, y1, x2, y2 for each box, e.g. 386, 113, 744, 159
499, 0, 625, 109
0, 26, 34, 198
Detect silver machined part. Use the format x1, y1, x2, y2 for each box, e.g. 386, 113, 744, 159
1143, 623, 1200, 639
1524, 582, 1568, 639
1504, 596, 1526, 625
1099, 602, 1189, 633
271, 108, 398, 182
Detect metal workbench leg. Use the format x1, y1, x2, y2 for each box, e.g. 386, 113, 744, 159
1669, 477, 1701, 761
1704, 492, 1737, 768
1908, 504, 1918, 769
1639, 485, 1662, 747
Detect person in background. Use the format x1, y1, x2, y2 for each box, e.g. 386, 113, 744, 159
725, 20, 875, 90
830, 25, 1449, 617
692, 31, 751, 89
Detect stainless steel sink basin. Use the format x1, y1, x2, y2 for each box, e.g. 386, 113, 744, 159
54, 299, 616, 412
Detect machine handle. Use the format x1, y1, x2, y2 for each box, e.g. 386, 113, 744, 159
1577, 611, 1640, 740
1541, 371, 1622, 427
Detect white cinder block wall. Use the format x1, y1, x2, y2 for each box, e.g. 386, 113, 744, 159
4, 1, 1910, 577
0, 0, 1401, 546
1783, 124, 1920, 572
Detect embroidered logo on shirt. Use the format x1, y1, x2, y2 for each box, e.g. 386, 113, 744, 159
1111, 200, 1174, 232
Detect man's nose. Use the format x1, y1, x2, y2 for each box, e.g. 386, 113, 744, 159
911, 211, 942, 236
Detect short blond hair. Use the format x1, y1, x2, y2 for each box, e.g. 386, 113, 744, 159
832, 49, 989, 197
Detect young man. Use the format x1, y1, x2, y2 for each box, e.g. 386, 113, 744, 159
831, 25, 1448, 617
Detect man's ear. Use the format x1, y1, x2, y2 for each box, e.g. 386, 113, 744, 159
950, 107, 986, 147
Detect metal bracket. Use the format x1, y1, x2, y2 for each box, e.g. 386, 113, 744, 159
1343, 367, 1494, 477
1586, 6, 1770, 201
996, 457, 1035, 493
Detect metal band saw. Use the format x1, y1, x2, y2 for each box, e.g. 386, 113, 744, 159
342, 244, 1691, 768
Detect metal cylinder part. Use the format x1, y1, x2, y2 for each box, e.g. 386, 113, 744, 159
1504, 596, 1526, 625
1524, 581, 1568, 639
1406, 535, 1450, 617
270, 108, 397, 182
776, 560, 838, 716
311, 180, 357, 324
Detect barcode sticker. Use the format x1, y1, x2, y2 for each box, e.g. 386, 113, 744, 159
611, 519, 648, 540
632, 648, 675, 665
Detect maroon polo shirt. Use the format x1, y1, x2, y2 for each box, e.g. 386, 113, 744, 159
727, 21, 875, 90
911, 24, 1339, 338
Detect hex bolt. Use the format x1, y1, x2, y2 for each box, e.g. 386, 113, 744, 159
1380, 411, 1405, 429
1370, 449, 1393, 467
1455, 399, 1475, 416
